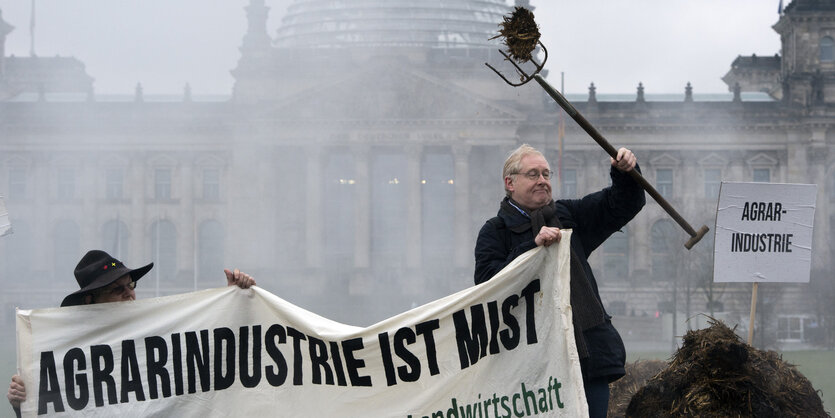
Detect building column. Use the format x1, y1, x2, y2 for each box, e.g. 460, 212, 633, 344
351, 145, 371, 294
453, 144, 471, 269
405, 144, 423, 270
180, 162, 195, 288
808, 145, 828, 271
631, 209, 650, 281
131, 160, 146, 265
305, 146, 324, 272
681, 160, 698, 222
404, 144, 423, 294
33, 157, 50, 281
79, 161, 97, 248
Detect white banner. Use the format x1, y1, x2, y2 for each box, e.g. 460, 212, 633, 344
714, 182, 817, 283
16, 233, 586, 417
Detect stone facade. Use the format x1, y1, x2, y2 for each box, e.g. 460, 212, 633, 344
0, 1, 832, 350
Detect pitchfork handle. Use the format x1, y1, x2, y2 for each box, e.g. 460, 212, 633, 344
533, 74, 709, 249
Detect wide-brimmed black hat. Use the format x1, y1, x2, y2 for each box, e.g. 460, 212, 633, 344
60, 250, 153, 307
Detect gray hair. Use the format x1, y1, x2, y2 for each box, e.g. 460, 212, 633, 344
502, 144, 546, 197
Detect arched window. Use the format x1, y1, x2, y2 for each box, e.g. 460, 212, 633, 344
603, 228, 629, 281
102, 219, 129, 260
150, 220, 178, 291
54, 220, 80, 280
651, 220, 677, 281
821, 36, 834, 62
198, 220, 224, 287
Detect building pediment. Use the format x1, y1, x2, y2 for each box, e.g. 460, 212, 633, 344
3, 155, 30, 167
195, 154, 226, 167
747, 153, 779, 166
99, 155, 130, 168
49, 155, 78, 167
649, 153, 680, 167
147, 154, 178, 167
266, 66, 524, 123
698, 153, 728, 167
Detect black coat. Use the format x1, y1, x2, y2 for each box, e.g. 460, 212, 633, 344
474, 166, 645, 381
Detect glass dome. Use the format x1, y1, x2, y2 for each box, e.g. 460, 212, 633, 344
274, 0, 512, 49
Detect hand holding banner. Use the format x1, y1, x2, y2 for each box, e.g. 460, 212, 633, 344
16, 232, 587, 417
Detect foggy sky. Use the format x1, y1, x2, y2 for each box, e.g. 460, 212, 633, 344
0, 0, 782, 96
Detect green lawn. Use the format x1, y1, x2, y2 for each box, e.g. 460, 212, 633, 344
627, 350, 835, 415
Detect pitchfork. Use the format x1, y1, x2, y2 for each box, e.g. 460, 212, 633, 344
486, 42, 709, 249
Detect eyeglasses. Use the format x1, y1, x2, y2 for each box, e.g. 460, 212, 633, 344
513, 169, 552, 180
99, 280, 137, 296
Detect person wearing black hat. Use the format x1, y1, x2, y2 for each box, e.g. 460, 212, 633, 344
7, 249, 256, 416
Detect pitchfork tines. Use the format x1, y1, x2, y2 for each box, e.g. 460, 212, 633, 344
485, 41, 548, 87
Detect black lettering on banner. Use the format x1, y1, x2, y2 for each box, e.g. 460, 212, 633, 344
394, 327, 421, 383
264, 324, 288, 386
286, 327, 306, 385
454, 279, 541, 370
171, 333, 184, 396
145, 335, 171, 399
379, 319, 442, 386
63, 347, 88, 411
31, 319, 465, 412
415, 320, 440, 376
213, 327, 236, 391
378, 331, 397, 386
453, 304, 488, 369
240, 325, 262, 388
328, 341, 348, 386
90, 344, 117, 406
185, 330, 211, 393
342, 337, 372, 387
308, 336, 334, 385
520, 280, 540, 344
37, 351, 64, 415
487, 301, 501, 355
500, 295, 520, 349
119, 340, 146, 402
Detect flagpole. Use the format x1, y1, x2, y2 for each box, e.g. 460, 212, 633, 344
155, 202, 160, 297
193, 217, 197, 291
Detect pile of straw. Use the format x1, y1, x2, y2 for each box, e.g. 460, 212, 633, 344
624, 320, 829, 417
608, 360, 667, 417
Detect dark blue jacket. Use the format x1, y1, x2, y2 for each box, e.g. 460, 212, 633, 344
474, 166, 645, 381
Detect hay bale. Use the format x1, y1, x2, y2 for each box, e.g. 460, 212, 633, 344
625, 320, 830, 417
608, 359, 668, 418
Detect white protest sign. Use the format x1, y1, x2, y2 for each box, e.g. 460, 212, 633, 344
714, 182, 817, 283
16, 233, 588, 417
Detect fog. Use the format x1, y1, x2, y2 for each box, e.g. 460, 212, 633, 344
0, 0, 780, 95
0, 0, 833, 414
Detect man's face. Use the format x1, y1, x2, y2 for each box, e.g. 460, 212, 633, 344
88, 275, 136, 304
505, 154, 552, 210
